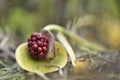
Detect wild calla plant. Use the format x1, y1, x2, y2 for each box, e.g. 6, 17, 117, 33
16, 24, 105, 74
15, 30, 67, 74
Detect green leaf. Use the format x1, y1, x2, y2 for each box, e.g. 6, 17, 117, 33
15, 42, 67, 74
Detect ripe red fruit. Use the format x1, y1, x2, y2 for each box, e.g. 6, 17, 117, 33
38, 47, 42, 52
27, 32, 49, 59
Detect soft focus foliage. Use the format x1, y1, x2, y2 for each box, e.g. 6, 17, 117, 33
0, 0, 120, 46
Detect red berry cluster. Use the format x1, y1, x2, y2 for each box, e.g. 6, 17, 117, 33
27, 32, 48, 59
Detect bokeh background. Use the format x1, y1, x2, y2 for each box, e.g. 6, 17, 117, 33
0, 0, 120, 80
0, 0, 120, 48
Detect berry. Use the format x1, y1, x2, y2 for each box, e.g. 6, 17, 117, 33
27, 32, 49, 59
31, 37, 36, 41
42, 46, 47, 52
38, 52, 45, 57
33, 43, 38, 49
38, 47, 42, 52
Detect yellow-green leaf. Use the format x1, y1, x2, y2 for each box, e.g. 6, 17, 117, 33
15, 42, 67, 74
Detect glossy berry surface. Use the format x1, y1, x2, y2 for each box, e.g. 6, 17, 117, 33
27, 32, 48, 59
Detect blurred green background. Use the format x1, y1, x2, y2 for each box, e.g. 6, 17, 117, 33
0, 0, 120, 48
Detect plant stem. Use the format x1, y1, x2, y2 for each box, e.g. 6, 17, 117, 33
44, 24, 106, 52
57, 33, 76, 67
